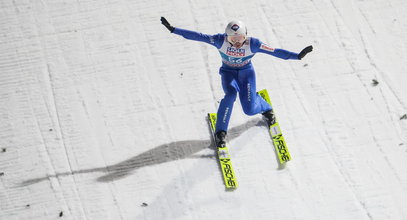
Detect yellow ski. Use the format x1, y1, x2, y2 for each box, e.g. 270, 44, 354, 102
207, 113, 238, 190
258, 89, 291, 164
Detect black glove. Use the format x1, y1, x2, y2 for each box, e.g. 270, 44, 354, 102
298, 45, 313, 60
161, 17, 175, 33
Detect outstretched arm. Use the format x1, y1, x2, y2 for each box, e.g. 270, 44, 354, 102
160, 17, 223, 49
252, 38, 312, 60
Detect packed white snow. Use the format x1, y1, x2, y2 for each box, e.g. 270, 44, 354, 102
1, 0, 407, 219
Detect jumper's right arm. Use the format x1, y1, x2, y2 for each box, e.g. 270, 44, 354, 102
161, 17, 223, 48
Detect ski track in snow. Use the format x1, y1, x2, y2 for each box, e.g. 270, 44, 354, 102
1, 0, 407, 219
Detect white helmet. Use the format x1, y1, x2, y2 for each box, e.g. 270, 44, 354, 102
225, 20, 247, 37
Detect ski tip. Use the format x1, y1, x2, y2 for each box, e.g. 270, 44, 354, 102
225, 186, 238, 191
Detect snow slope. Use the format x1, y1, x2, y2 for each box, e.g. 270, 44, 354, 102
1, 0, 407, 219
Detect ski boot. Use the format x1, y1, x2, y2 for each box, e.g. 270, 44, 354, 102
262, 109, 276, 126
215, 130, 227, 148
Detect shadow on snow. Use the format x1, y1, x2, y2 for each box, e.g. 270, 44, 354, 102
21, 118, 265, 186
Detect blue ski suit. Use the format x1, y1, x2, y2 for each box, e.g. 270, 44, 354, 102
172, 27, 299, 133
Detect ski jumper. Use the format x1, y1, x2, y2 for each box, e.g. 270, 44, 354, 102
172, 27, 299, 133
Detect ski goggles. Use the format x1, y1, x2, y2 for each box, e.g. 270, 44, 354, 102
227, 34, 246, 44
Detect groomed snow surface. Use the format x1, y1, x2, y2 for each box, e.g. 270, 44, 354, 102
1, 0, 407, 219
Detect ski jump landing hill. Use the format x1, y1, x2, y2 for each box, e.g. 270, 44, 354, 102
1, 0, 407, 219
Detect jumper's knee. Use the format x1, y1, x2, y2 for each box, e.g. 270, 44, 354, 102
242, 104, 258, 116
223, 92, 237, 103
